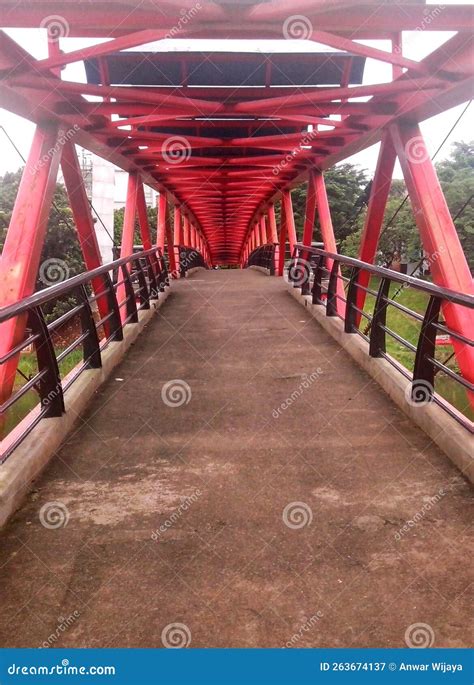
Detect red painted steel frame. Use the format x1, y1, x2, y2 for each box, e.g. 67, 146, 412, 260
60, 141, 111, 331
314, 171, 345, 316
390, 122, 474, 399
356, 132, 398, 321
0, 123, 62, 403
1, 1, 473, 405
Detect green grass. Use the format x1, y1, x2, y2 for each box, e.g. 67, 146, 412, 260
361, 277, 473, 421
4, 348, 83, 437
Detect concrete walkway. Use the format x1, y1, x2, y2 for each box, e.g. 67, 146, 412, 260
0, 269, 472, 648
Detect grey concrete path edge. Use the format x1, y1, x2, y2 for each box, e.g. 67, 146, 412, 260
0, 289, 171, 528
286, 280, 473, 484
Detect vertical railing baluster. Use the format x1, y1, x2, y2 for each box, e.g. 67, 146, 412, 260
411, 295, 441, 402
369, 277, 391, 356
28, 307, 65, 417
312, 255, 324, 305
103, 271, 123, 342
135, 257, 151, 309
326, 260, 339, 317
121, 264, 139, 323
344, 267, 360, 333
76, 285, 102, 368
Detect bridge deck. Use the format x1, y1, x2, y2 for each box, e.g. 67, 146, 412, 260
0, 269, 472, 648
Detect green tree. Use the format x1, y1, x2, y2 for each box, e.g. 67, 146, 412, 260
341, 141, 473, 270
114, 205, 157, 245
0, 168, 84, 279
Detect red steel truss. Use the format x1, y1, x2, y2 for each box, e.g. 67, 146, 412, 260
0, 0, 473, 403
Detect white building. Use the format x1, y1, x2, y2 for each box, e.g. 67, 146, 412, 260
78, 150, 158, 265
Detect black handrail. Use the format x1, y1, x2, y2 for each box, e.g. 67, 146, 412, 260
246, 244, 277, 274
0, 248, 172, 462
289, 243, 474, 431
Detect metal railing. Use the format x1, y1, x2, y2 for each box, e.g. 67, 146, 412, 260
0, 248, 170, 462
289, 244, 474, 431
177, 246, 208, 276
246, 244, 277, 274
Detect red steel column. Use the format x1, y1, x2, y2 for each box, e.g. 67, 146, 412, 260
61, 141, 111, 330
391, 121, 474, 398
156, 194, 167, 252
282, 190, 297, 255
120, 172, 139, 259
278, 199, 288, 277
183, 215, 190, 246
173, 205, 182, 277
302, 171, 317, 248
314, 171, 345, 315
268, 204, 278, 243
260, 216, 267, 245
136, 180, 153, 250
356, 131, 397, 319
117, 172, 139, 318
0, 122, 62, 403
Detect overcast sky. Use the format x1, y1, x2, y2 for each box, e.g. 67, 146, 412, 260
0, 0, 472, 182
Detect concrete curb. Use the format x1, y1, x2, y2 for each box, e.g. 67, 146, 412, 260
0, 288, 171, 528
248, 266, 272, 275
286, 281, 474, 484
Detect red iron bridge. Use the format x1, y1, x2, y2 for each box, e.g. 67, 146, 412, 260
0, 0, 472, 649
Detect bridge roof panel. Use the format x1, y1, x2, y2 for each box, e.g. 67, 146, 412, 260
84, 51, 365, 88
